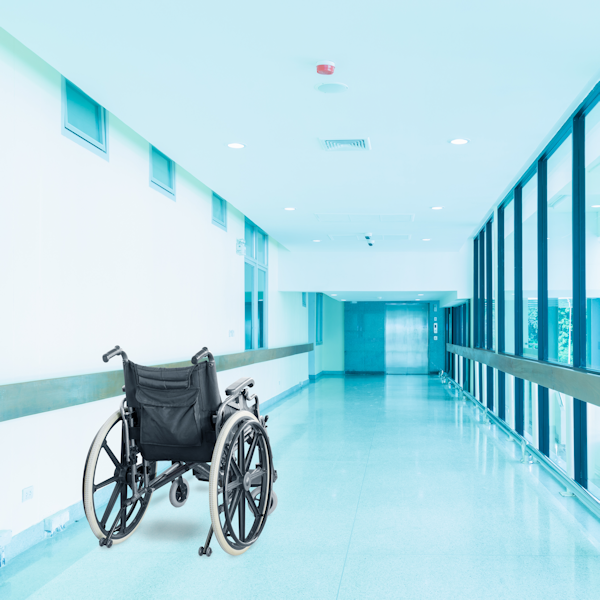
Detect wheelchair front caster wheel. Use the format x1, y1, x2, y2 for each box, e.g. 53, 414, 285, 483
198, 546, 212, 557
169, 478, 189, 508
99, 538, 113, 548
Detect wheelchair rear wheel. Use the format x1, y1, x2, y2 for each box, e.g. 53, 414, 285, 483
209, 411, 273, 555
83, 411, 155, 544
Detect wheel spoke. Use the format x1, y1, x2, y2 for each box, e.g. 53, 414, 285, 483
94, 475, 119, 491
226, 476, 243, 492
237, 426, 246, 475
230, 460, 243, 480
102, 441, 120, 468
100, 483, 122, 528
238, 488, 246, 541
244, 433, 259, 472
245, 490, 259, 517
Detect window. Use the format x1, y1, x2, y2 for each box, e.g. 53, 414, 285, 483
212, 193, 227, 230
549, 389, 571, 471
149, 145, 175, 199
302, 292, 307, 307
547, 136, 573, 365
316, 293, 323, 345
244, 219, 268, 349
62, 78, 107, 158
503, 199, 516, 353
586, 103, 600, 371
588, 403, 600, 497
523, 380, 535, 443
522, 175, 538, 358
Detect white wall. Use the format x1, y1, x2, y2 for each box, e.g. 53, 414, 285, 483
278, 248, 470, 299
0, 29, 309, 538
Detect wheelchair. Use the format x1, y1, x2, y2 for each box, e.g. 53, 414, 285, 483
82, 346, 277, 557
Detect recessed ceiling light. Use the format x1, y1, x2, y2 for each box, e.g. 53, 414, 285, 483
285, 207, 295, 211
228, 142, 245, 149
593, 205, 600, 208
341, 299, 346, 301
449, 138, 469, 145
431, 206, 443, 210
418, 294, 424, 296
378, 297, 382, 299
416, 299, 421, 301
331, 294, 337, 296
313, 239, 321, 242
422, 238, 431, 241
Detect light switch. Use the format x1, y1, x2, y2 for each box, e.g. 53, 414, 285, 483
433, 323, 438, 334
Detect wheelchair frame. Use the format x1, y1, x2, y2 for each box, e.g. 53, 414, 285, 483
82, 346, 277, 557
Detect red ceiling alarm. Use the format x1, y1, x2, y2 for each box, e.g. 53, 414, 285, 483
316, 61, 335, 75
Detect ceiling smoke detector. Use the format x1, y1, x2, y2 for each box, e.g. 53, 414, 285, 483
319, 138, 371, 151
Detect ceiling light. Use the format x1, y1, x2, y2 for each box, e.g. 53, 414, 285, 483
285, 207, 295, 211
418, 294, 424, 296
228, 143, 245, 149
331, 294, 337, 297
416, 299, 421, 301
378, 297, 382, 299
449, 138, 469, 145
431, 206, 443, 210
313, 239, 321, 242
422, 238, 431, 241
593, 205, 600, 208
341, 299, 346, 301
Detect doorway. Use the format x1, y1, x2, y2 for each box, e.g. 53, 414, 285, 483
385, 304, 429, 374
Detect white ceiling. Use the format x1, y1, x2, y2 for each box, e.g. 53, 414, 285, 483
2, 1, 600, 254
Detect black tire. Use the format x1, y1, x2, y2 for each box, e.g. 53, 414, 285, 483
83, 411, 155, 544
209, 411, 274, 555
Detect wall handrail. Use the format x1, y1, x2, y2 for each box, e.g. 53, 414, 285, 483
447, 343, 600, 408
0, 343, 314, 422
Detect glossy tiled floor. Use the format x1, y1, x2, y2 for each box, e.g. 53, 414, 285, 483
2, 375, 600, 599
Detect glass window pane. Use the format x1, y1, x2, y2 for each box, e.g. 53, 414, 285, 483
549, 389, 571, 471
257, 231, 266, 265
257, 269, 266, 349
245, 222, 255, 259
588, 403, 600, 498
585, 104, 600, 371
244, 262, 254, 350
482, 230, 487, 349
522, 175, 538, 358
505, 374, 515, 429
152, 148, 173, 189
547, 137, 573, 365
524, 380, 535, 443
66, 82, 102, 143
316, 293, 323, 344
212, 194, 225, 225
474, 362, 480, 401
504, 200, 515, 353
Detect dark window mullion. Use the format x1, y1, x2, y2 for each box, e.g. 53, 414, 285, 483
538, 157, 548, 362
498, 206, 505, 353
486, 220, 493, 350
573, 111, 588, 487
514, 185, 524, 435
474, 238, 479, 347
479, 230, 486, 348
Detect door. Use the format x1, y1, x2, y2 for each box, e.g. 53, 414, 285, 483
385, 304, 429, 374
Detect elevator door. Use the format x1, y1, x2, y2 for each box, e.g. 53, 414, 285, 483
385, 304, 429, 374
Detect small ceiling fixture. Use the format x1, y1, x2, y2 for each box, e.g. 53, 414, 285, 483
285, 207, 295, 211
449, 138, 469, 145
422, 238, 431, 241
378, 297, 382, 299
418, 294, 424, 296
331, 294, 337, 296
593, 205, 600, 208
416, 299, 421, 301
431, 206, 443, 210
316, 61, 335, 75
313, 239, 321, 242
228, 143, 245, 149
315, 82, 348, 94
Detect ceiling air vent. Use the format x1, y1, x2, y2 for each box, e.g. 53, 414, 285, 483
319, 138, 371, 151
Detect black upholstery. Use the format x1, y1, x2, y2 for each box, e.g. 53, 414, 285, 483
124, 359, 221, 462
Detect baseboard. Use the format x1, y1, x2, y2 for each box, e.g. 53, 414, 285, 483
344, 371, 385, 375
261, 379, 310, 413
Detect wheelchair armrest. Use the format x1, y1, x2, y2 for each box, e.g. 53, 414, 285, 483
225, 377, 254, 397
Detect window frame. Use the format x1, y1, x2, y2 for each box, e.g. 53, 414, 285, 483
212, 192, 227, 231
244, 219, 268, 350
149, 145, 176, 199
61, 78, 108, 160
316, 293, 323, 345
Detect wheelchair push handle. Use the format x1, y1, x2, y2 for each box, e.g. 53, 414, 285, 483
102, 345, 129, 363
191, 347, 214, 365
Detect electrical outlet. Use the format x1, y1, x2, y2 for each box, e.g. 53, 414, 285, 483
434, 336, 438, 341
22, 486, 33, 502
229, 330, 235, 337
